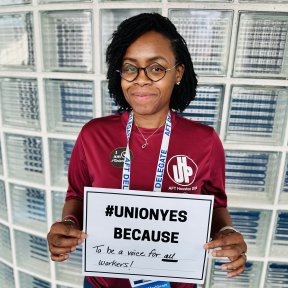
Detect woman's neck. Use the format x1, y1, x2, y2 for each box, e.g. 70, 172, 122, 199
132, 110, 169, 128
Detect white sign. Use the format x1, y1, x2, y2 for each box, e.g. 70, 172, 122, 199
83, 187, 214, 284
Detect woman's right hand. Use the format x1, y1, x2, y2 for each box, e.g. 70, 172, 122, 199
47, 221, 86, 262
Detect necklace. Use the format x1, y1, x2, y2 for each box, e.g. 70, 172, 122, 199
134, 121, 165, 149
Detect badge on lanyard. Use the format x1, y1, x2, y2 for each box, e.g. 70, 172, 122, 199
130, 279, 171, 288
123, 111, 172, 288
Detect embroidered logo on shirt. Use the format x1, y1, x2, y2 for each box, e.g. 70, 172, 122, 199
167, 155, 198, 187
110, 147, 133, 168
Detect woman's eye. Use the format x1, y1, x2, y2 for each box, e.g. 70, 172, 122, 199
150, 65, 165, 73
123, 66, 137, 73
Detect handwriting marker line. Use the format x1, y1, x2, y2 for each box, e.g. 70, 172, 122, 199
162, 259, 178, 263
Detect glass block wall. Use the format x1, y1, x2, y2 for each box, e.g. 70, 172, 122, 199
0, 1, 287, 288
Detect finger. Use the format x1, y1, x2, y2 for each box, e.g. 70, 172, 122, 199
204, 233, 246, 251
50, 232, 83, 249
211, 244, 244, 258
221, 254, 247, 272
50, 222, 85, 239
227, 265, 245, 278
49, 243, 78, 256
62, 224, 87, 239
50, 253, 69, 262
204, 233, 239, 249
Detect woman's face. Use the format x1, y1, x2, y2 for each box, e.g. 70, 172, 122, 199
121, 31, 184, 120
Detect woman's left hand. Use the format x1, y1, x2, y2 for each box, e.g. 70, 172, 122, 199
203, 230, 247, 277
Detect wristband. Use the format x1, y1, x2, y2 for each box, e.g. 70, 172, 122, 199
62, 214, 80, 227
219, 226, 239, 234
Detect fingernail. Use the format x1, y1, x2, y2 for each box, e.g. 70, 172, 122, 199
221, 265, 227, 270
203, 244, 208, 249
212, 251, 217, 257
71, 246, 76, 252
78, 239, 84, 245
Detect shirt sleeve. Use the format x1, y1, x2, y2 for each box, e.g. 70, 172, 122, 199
66, 131, 91, 201
202, 130, 227, 208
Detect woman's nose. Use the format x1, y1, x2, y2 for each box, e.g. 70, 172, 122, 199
134, 68, 151, 85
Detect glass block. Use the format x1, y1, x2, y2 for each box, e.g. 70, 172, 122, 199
40, 0, 90, 3
225, 86, 288, 145
41, 10, 93, 72
233, 12, 288, 78
0, 0, 31, 5
19, 271, 51, 288
279, 157, 288, 204
49, 139, 75, 187
5, 134, 44, 184
180, 84, 224, 132
10, 183, 47, 232
270, 211, 288, 258
209, 259, 262, 287
169, 9, 233, 76
57, 285, 77, 288
0, 78, 40, 130
14, 230, 50, 277
52, 191, 65, 221
100, 9, 160, 72
266, 262, 288, 287
0, 181, 8, 221
55, 246, 83, 285
100, 0, 159, 1
0, 142, 3, 175
0, 261, 15, 288
169, 0, 231, 1
225, 151, 280, 204
0, 224, 12, 263
101, 80, 119, 116
229, 208, 271, 257
0, 12, 34, 70
45, 79, 94, 133
240, 0, 288, 2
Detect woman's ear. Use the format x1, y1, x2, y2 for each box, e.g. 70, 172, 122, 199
176, 64, 185, 84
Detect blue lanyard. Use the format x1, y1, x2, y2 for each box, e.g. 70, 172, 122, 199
122, 111, 172, 192
122, 111, 172, 288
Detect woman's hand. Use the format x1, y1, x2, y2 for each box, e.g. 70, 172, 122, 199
47, 221, 86, 262
203, 230, 247, 277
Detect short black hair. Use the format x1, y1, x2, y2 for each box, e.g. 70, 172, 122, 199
106, 13, 197, 112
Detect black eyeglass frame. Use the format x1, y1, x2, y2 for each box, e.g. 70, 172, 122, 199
116, 63, 179, 82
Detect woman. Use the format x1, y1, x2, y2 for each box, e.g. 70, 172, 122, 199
47, 13, 247, 288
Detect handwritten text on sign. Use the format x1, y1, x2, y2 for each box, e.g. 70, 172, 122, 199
83, 188, 214, 284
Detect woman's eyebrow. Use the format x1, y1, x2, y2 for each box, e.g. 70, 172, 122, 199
122, 56, 168, 63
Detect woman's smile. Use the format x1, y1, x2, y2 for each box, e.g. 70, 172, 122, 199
131, 91, 158, 101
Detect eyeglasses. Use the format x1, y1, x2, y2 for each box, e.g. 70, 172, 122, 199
116, 63, 178, 82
